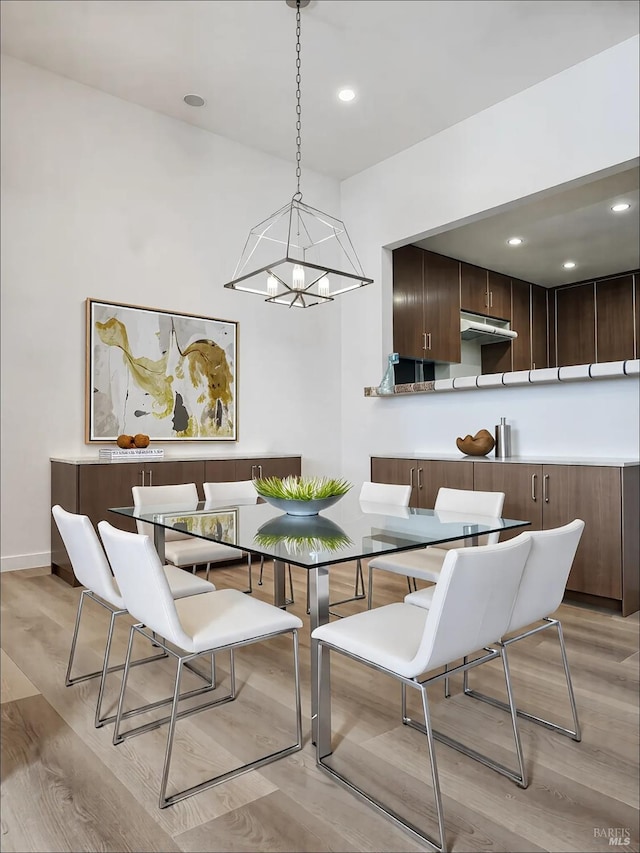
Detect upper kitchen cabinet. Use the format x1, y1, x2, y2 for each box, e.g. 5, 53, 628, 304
509, 279, 548, 371
460, 262, 489, 315
487, 271, 512, 321
511, 279, 532, 371
596, 274, 636, 362
392, 247, 460, 363
553, 272, 638, 367
423, 250, 461, 363
459, 263, 511, 321
555, 282, 596, 367
393, 245, 425, 360
531, 284, 549, 369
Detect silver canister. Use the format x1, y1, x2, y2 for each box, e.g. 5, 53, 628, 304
495, 417, 512, 459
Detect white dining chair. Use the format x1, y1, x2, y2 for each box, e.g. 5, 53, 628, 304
367, 487, 505, 608
98, 520, 303, 809
327, 481, 412, 617
51, 504, 216, 728
406, 520, 585, 741
312, 534, 532, 852
202, 479, 288, 598
132, 482, 253, 591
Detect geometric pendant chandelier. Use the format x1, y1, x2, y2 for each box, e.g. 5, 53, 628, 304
223, 0, 373, 308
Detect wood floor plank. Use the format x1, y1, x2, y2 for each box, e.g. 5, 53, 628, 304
0, 693, 178, 853
1, 649, 40, 703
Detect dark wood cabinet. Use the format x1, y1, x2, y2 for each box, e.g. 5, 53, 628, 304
596, 275, 635, 362
473, 462, 543, 537
392, 247, 460, 363
487, 271, 511, 321
459, 264, 511, 321
555, 283, 596, 367
482, 278, 548, 374
234, 457, 301, 481
475, 461, 638, 615
373, 455, 638, 616
51, 454, 301, 586
392, 245, 424, 360
371, 457, 473, 509
510, 279, 532, 372
423, 251, 461, 363
531, 284, 548, 369
460, 262, 489, 316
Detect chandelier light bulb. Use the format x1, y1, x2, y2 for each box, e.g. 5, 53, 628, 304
318, 275, 330, 297
267, 273, 278, 296
292, 265, 305, 290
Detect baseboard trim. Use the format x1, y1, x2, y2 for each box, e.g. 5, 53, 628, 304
1, 553, 51, 572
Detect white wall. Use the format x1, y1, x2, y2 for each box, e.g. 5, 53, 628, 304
338, 37, 640, 488
0, 56, 344, 570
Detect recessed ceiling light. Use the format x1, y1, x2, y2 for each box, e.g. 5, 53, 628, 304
183, 94, 206, 107
563, 261, 577, 269
338, 88, 356, 102
507, 237, 523, 246
611, 202, 631, 212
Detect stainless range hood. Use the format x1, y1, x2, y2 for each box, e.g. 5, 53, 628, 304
460, 316, 518, 345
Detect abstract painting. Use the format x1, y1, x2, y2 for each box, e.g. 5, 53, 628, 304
86, 299, 237, 441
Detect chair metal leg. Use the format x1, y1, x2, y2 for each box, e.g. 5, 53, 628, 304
367, 564, 374, 609
66, 590, 166, 695
463, 618, 581, 741
328, 559, 366, 617
404, 649, 527, 787
158, 633, 302, 808
258, 558, 293, 603
112, 625, 228, 743
316, 642, 447, 851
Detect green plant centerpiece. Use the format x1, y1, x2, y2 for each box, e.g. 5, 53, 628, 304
253, 475, 352, 516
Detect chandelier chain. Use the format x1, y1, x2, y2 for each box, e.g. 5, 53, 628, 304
294, 0, 302, 201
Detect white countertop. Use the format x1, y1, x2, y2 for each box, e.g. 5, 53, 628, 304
51, 452, 302, 465
371, 453, 639, 467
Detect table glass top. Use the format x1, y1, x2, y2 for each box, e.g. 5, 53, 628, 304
109, 492, 531, 569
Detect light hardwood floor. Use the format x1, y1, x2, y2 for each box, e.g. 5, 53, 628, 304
1, 562, 638, 853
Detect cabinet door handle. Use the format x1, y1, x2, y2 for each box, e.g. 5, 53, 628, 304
426, 332, 432, 350
139, 469, 145, 486
418, 467, 423, 490
543, 474, 550, 503
422, 332, 427, 350
489, 290, 493, 308
531, 473, 537, 502
409, 467, 415, 488
258, 465, 263, 478
532, 361, 536, 370
251, 464, 256, 479
147, 469, 153, 486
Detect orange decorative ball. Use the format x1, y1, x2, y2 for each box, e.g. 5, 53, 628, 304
134, 434, 150, 448
116, 434, 135, 449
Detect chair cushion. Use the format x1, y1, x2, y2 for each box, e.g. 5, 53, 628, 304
162, 564, 216, 599
404, 586, 436, 609
312, 603, 429, 678
368, 546, 449, 582
174, 588, 303, 653
165, 538, 243, 567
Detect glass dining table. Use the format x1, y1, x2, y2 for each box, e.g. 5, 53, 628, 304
109, 493, 530, 745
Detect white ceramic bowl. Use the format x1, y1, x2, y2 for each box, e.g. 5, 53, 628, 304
258, 494, 344, 516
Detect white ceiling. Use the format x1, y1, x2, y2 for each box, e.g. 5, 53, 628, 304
1, 0, 639, 286
415, 164, 640, 287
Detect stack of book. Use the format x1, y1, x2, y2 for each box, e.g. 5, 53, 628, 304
98, 447, 165, 461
